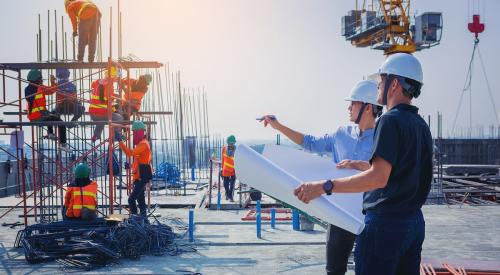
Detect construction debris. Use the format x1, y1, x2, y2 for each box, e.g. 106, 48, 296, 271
15, 215, 194, 270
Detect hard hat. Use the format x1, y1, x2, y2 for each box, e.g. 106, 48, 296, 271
142, 74, 152, 84
106, 66, 118, 78
227, 135, 236, 145
370, 53, 423, 85
344, 80, 382, 107
27, 69, 42, 82
131, 120, 146, 131
56, 68, 70, 79
64, 0, 74, 7
74, 162, 91, 179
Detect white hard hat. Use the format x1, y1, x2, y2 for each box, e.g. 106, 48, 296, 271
344, 80, 383, 107
370, 53, 423, 85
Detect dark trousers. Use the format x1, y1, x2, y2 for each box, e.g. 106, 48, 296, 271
128, 179, 147, 215
223, 175, 236, 200
53, 101, 85, 123
354, 210, 425, 275
40, 112, 67, 144
326, 224, 356, 275
78, 14, 100, 62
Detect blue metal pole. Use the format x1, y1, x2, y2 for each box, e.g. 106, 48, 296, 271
270, 208, 276, 229
188, 209, 194, 242
191, 167, 195, 181
292, 209, 300, 231
256, 200, 262, 238
217, 191, 221, 210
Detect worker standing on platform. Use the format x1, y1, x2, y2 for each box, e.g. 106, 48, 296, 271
53, 68, 85, 127
120, 74, 152, 120
118, 121, 153, 216
260, 80, 382, 275
64, 162, 98, 220
221, 135, 237, 202
25, 69, 71, 153
65, 0, 101, 62
293, 53, 432, 275
89, 68, 123, 142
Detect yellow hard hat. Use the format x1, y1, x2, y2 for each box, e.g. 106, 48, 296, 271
106, 66, 118, 78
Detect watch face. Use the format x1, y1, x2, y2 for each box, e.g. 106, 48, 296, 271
324, 180, 333, 193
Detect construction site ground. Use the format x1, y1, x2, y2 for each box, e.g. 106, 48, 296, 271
1, 195, 500, 275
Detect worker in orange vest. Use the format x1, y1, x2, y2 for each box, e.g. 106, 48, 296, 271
221, 135, 237, 202
120, 74, 152, 120
64, 162, 98, 220
89, 68, 123, 142
117, 121, 153, 216
65, 0, 101, 62
25, 69, 71, 153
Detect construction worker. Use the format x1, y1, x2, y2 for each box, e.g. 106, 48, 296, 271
64, 162, 98, 220
294, 53, 432, 275
53, 68, 85, 127
25, 69, 71, 153
261, 79, 382, 275
65, 0, 101, 62
120, 74, 152, 120
89, 68, 123, 142
118, 121, 153, 216
221, 135, 237, 202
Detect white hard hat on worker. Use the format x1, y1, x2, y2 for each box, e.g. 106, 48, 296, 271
370, 53, 424, 105
345, 80, 383, 124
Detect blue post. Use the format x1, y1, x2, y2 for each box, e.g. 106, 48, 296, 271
270, 208, 276, 229
256, 200, 262, 238
188, 209, 194, 242
292, 209, 300, 231
256, 212, 261, 239
217, 192, 221, 210
191, 167, 195, 181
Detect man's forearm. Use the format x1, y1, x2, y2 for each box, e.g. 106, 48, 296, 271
332, 168, 386, 193
275, 123, 304, 145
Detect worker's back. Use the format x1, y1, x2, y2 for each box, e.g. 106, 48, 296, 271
64, 179, 98, 219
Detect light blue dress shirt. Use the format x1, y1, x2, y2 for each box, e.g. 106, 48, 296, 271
301, 125, 375, 163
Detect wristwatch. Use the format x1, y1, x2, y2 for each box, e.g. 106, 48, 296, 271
323, 179, 334, 195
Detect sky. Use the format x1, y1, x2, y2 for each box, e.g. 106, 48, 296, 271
0, 0, 499, 143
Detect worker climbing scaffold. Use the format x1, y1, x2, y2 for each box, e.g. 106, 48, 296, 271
65, 0, 101, 62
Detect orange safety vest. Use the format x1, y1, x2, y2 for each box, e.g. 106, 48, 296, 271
122, 78, 147, 111
221, 146, 235, 177
89, 79, 115, 116
64, 180, 98, 218
26, 87, 48, 121
132, 139, 152, 181
67, 0, 100, 32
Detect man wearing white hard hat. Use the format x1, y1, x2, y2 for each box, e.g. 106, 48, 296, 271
294, 53, 433, 275
260, 79, 383, 275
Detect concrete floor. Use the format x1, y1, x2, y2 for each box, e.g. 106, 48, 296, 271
1, 203, 500, 274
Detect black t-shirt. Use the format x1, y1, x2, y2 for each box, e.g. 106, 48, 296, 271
364, 104, 433, 214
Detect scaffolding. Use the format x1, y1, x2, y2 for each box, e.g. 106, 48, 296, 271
0, 6, 221, 227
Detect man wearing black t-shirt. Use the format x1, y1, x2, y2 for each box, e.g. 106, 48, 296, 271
294, 53, 432, 275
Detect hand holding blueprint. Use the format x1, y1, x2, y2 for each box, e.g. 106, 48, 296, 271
234, 144, 365, 234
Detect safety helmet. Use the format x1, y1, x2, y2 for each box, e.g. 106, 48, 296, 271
74, 162, 91, 179
64, 0, 74, 7
56, 68, 70, 79
106, 66, 118, 79
227, 135, 236, 145
27, 69, 42, 82
344, 80, 382, 107
369, 53, 423, 85
142, 74, 152, 84
131, 120, 146, 131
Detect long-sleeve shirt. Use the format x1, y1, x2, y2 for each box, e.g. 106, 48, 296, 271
301, 125, 375, 163
119, 140, 152, 180
66, 0, 99, 33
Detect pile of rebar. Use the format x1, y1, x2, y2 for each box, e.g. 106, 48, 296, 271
16, 215, 192, 269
